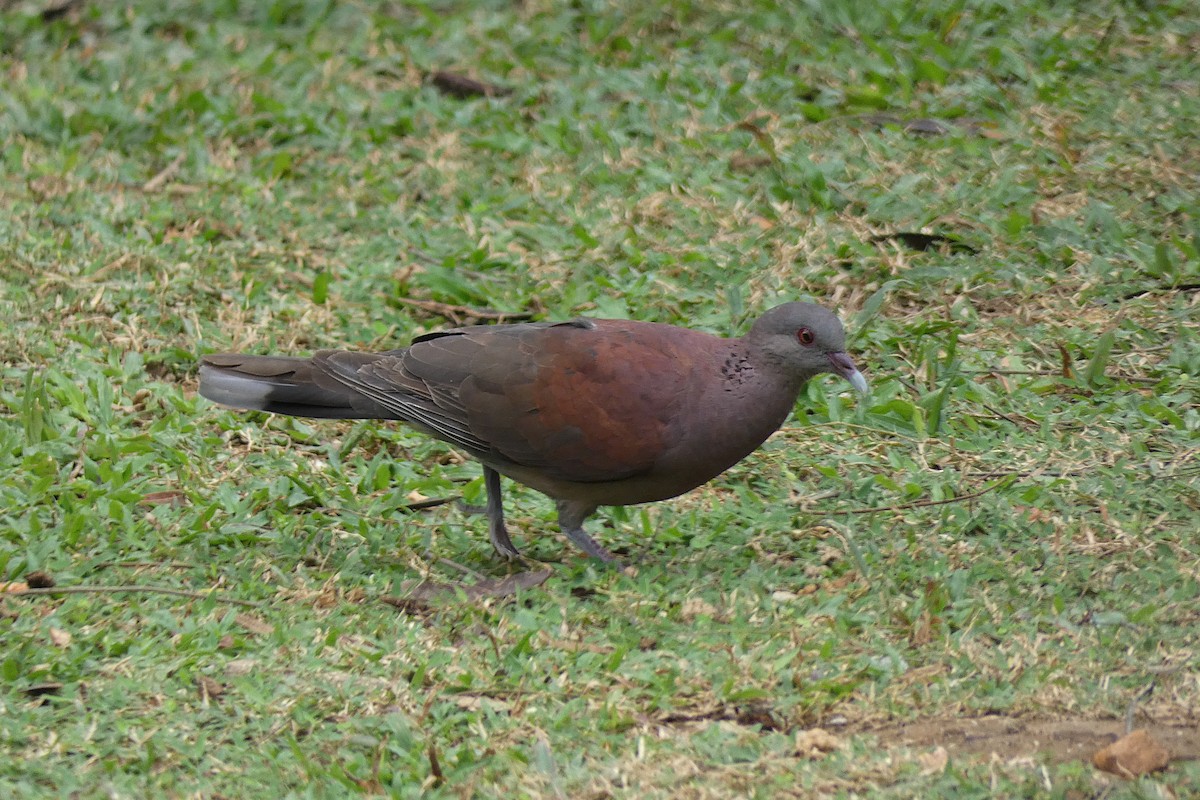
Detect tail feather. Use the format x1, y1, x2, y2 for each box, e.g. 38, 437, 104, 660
199, 353, 383, 419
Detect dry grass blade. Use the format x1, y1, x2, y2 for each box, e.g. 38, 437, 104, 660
393, 296, 536, 325
7, 585, 263, 608
381, 569, 552, 609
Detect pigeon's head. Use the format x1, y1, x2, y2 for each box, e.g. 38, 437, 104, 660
748, 302, 868, 394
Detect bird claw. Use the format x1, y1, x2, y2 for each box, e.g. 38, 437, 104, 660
562, 526, 622, 566
488, 519, 522, 561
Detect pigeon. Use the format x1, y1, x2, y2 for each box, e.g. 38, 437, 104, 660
198, 302, 867, 562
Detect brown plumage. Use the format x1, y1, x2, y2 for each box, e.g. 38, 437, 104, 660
198, 302, 867, 562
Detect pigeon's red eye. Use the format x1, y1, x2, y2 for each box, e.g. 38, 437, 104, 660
797, 327, 815, 346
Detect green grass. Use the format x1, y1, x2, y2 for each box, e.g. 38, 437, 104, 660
2, 0, 1198, 796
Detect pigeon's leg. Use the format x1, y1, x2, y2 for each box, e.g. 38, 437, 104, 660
555, 500, 619, 563
482, 466, 521, 560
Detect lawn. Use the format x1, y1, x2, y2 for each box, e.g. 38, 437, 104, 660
1, 0, 1198, 797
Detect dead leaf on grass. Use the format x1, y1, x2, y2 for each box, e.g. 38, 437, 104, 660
1057, 342, 1076, 379
429, 71, 512, 98
680, 597, 719, 621
736, 703, 785, 731
795, 728, 843, 758
451, 694, 512, 713
860, 113, 1001, 138
380, 595, 435, 615
139, 490, 189, 507
1093, 729, 1171, 778
917, 745, 950, 775
26, 571, 55, 588
48, 628, 72, 648
728, 154, 775, 172
235, 613, 274, 636
870, 232, 978, 255
224, 658, 257, 677
315, 586, 339, 608
22, 682, 64, 700
538, 632, 614, 654
196, 675, 225, 700
910, 609, 938, 646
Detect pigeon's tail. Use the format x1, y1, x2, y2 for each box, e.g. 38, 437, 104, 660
199, 353, 378, 419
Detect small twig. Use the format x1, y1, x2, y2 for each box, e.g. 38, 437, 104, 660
961, 458, 1200, 481
970, 402, 1034, 427
393, 296, 535, 325
366, 322, 400, 350
842, 482, 1003, 515
91, 560, 195, 571
403, 496, 458, 511
429, 71, 512, 98
1125, 681, 1157, 734
967, 368, 1161, 385
964, 470, 1067, 479
823, 520, 870, 578
436, 557, 487, 582
427, 743, 445, 786
6, 585, 262, 608
141, 152, 187, 193
481, 626, 504, 663
1122, 282, 1200, 300
792, 488, 842, 505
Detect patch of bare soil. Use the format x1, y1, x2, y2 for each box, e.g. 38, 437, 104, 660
854, 716, 1200, 766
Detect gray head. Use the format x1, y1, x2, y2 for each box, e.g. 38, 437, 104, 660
746, 302, 869, 393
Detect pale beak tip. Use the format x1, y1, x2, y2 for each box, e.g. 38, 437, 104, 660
828, 351, 869, 395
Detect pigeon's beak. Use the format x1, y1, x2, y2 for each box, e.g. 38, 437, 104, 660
828, 352, 869, 395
